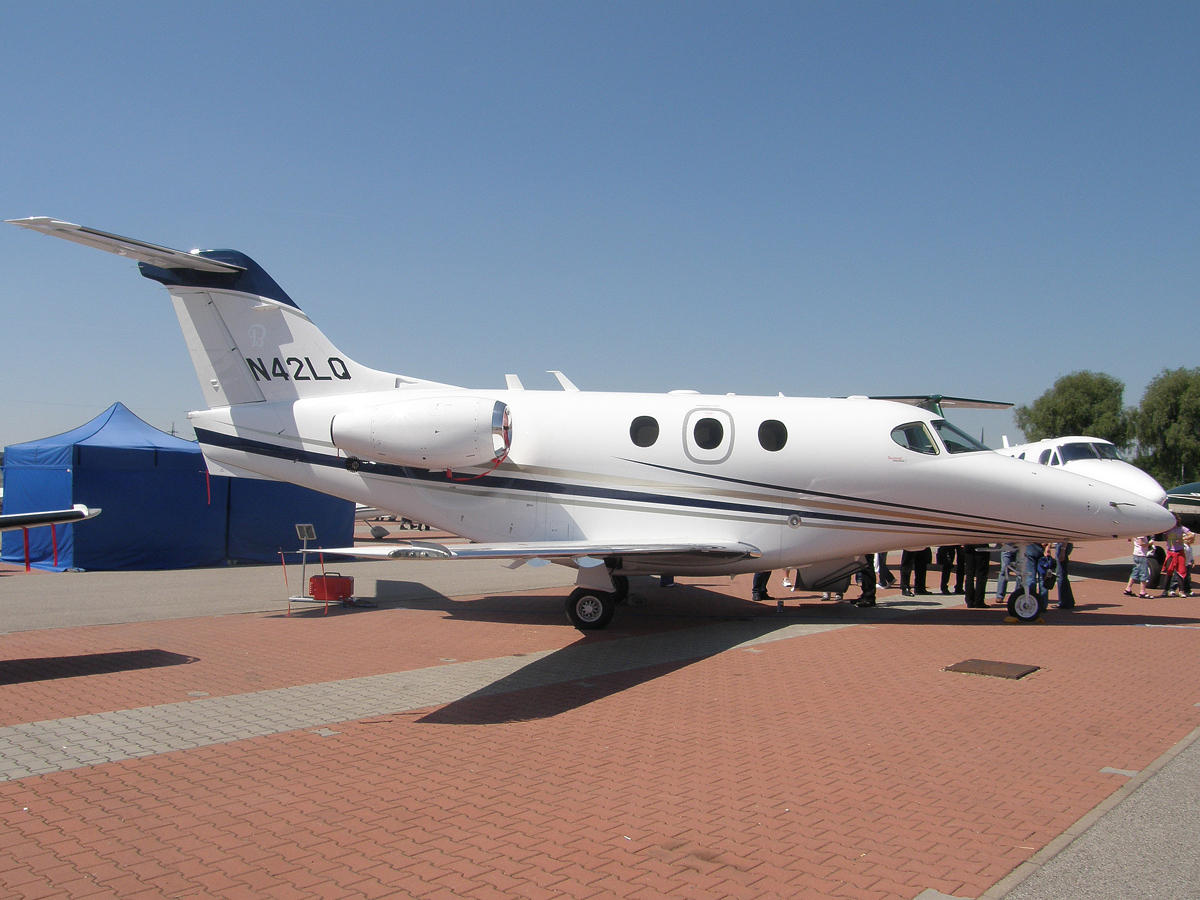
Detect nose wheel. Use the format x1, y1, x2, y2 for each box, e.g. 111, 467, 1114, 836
565, 588, 616, 630
1006, 587, 1047, 622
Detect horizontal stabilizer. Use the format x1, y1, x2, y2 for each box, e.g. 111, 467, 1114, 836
872, 394, 1013, 415
307, 539, 761, 563
6, 218, 243, 273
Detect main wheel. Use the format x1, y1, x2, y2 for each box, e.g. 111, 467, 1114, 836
565, 588, 616, 630
611, 575, 630, 603
1007, 587, 1044, 622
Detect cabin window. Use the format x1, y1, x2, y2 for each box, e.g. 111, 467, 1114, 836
630, 416, 659, 448
693, 417, 724, 450
931, 419, 990, 454
758, 419, 787, 452
891, 422, 938, 455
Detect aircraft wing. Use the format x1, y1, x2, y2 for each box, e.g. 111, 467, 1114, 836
0, 504, 100, 533
310, 539, 761, 565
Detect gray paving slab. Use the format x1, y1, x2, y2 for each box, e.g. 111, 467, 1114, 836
0, 556, 576, 633
0, 616, 854, 782
992, 727, 1200, 900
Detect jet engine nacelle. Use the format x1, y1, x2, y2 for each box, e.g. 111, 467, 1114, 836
331, 396, 511, 470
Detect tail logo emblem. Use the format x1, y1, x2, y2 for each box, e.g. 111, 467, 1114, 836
248, 325, 267, 348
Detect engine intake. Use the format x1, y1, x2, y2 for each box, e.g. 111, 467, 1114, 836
332, 397, 511, 470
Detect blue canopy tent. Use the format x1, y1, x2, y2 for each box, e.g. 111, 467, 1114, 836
2, 403, 352, 571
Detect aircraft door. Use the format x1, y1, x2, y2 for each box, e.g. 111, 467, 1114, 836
683, 407, 734, 464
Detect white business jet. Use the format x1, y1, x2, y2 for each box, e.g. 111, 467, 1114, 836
998, 436, 1166, 504
8, 218, 1174, 626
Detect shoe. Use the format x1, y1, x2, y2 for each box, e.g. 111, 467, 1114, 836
901, 588, 914, 597
854, 598, 876, 607
915, 589, 931, 595
1123, 589, 1135, 596
752, 593, 772, 602
1138, 593, 1150, 598
941, 588, 950, 595
953, 588, 964, 594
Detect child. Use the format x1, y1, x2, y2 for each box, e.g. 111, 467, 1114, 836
1125, 535, 1153, 598
1159, 516, 1193, 597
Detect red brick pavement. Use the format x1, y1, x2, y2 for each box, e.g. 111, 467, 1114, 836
1, 540, 1199, 899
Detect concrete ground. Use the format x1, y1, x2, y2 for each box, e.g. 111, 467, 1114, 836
0, 533, 1197, 899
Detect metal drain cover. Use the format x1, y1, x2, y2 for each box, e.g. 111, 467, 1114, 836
944, 659, 1040, 679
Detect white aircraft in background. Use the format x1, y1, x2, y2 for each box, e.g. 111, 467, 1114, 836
8, 217, 1174, 626
998, 436, 1167, 504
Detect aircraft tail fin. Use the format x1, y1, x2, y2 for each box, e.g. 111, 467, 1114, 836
7, 218, 448, 406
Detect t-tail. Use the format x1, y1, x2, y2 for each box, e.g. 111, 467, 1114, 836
7, 218, 449, 406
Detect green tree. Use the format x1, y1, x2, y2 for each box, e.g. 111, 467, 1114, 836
1014, 371, 1132, 446
1133, 367, 1200, 486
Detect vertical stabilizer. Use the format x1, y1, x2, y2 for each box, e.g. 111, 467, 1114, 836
7, 218, 452, 407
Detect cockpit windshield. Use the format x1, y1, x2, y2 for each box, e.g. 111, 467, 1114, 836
931, 419, 990, 454
1059, 442, 1101, 462
1093, 442, 1122, 460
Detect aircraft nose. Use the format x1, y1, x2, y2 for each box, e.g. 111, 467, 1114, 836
1023, 464, 1175, 539
1105, 494, 1175, 537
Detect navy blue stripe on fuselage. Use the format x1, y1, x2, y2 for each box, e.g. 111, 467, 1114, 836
620, 457, 1045, 532
193, 428, 1079, 537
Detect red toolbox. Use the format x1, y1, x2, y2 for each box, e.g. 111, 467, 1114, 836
309, 573, 354, 603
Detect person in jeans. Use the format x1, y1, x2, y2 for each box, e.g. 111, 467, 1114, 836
995, 543, 1019, 603
1124, 536, 1152, 598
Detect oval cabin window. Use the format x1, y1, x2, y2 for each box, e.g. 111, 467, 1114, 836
758, 420, 787, 452
693, 417, 724, 450
630, 416, 659, 448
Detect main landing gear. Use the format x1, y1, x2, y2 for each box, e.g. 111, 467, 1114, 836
565, 588, 616, 630
563, 573, 630, 630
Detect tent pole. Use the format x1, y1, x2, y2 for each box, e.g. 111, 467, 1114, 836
22, 528, 30, 572
51, 524, 58, 568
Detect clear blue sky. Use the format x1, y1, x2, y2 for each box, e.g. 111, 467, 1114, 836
2, 2, 1196, 450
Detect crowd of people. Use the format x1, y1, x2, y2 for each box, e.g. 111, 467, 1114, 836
742, 514, 1195, 610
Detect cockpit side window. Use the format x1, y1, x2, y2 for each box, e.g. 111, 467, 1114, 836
891, 422, 938, 455
931, 419, 990, 454
1038, 449, 1052, 465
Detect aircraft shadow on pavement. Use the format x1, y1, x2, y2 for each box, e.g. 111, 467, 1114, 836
371, 577, 900, 628
417, 613, 845, 726
0, 649, 198, 685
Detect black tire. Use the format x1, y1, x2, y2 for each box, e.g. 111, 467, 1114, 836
1007, 587, 1044, 622
565, 588, 615, 630
1148, 549, 1164, 590
611, 575, 630, 603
